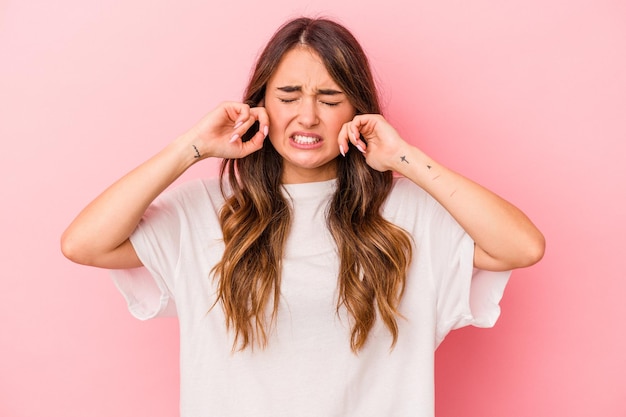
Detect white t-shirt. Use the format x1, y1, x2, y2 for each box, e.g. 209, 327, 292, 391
111, 177, 510, 417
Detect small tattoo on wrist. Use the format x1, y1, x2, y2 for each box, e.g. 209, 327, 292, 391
192, 144, 201, 159
400, 156, 409, 163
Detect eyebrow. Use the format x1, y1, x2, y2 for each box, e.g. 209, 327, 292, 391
276, 86, 344, 95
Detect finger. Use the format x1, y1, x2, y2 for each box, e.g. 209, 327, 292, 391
337, 123, 351, 157
229, 108, 260, 143
225, 102, 251, 128
348, 116, 368, 153
236, 124, 266, 156
251, 107, 270, 138
243, 109, 269, 151
243, 128, 267, 153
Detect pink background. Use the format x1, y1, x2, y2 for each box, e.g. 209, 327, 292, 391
2, 0, 625, 416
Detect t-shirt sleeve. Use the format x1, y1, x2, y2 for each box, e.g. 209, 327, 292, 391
386, 178, 511, 346
109, 181, 202, 320
425, 193, 511, 346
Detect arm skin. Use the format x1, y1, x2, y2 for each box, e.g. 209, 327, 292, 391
339, 114, 545, 271
60, 102, 269, 269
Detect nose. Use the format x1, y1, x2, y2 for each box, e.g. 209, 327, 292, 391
297, 98, 319, 128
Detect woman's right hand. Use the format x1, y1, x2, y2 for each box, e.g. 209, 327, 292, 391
185, 101, 269, 160
61, 102, 269, 269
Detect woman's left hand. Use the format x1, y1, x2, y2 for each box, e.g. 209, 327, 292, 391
338, 114, 410, 172
339, 114, 545, 271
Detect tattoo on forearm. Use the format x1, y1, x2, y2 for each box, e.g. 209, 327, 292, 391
192, 145, 201, 159
400, 156, 409, 163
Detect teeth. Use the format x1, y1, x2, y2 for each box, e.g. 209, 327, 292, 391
293, 135, 320, 144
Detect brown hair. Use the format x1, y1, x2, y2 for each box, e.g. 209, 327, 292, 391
212, 17, 412, 352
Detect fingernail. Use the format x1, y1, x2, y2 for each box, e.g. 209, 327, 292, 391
229, 133, 240, 143
263, 125, 269, 136
339, 145, 345, 157
234, 121, 243, 129
356, 144, 365, 153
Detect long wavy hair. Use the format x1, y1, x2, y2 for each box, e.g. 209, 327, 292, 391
212, 17, 412, 352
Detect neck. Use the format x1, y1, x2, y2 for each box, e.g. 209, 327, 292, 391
280, 162, 338, 184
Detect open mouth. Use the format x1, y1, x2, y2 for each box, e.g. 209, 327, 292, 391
292, 134, 321, 145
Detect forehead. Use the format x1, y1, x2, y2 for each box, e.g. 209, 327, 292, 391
268, 46, 339, 90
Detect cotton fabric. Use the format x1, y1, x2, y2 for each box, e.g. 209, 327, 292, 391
111, 177, 510, 417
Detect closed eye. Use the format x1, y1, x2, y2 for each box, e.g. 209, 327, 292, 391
277, 96, 342, 106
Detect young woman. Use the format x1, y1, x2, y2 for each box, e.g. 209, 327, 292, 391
62, 17, 544, 417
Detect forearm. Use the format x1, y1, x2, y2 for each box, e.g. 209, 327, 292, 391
392, 144, 545, 270
61, 134, 200, 267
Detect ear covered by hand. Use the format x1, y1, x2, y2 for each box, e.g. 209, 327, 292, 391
338, 114, 410, 172
186, 101, 270, 160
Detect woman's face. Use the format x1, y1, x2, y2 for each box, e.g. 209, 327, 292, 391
264, 46, 356, 184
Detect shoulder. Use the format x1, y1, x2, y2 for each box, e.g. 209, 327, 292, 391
162, 177, 224, 203
171, 177, 222, 196
145, 177, 226, 220
384, 176, 433, 214
135, 177, 227, 246
384, 176, 461, 236
389, 176, 427, 196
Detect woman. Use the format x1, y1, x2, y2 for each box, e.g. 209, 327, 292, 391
62, 17, 544, 417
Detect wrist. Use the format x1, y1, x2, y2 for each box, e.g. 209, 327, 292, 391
168, 133, 207, 170
392, 145, 432, 176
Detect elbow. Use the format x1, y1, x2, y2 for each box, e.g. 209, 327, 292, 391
476, 229, 546, 271
60, 230, 91, 265
518, 231, 546, 268
60, 233, 79, 263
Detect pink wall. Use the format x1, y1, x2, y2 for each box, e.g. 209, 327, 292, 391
2, 0, 625, 416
